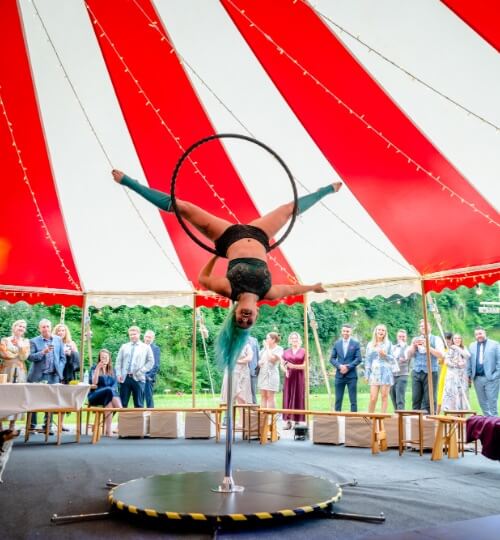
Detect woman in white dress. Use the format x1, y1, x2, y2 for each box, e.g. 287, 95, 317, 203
441, 334, 471, 411
257, 332, 283, 408
220, 342, 253, 405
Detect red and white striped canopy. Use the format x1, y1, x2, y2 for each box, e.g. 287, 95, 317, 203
1, 0, 499, 308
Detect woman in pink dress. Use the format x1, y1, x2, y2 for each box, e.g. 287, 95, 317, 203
281, 332, 306, 429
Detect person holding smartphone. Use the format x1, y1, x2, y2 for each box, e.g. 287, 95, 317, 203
27, 319, 66, 433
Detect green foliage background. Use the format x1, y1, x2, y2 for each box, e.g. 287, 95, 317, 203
1, 283, 498, 395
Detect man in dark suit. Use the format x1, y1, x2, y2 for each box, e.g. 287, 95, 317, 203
144, 330, 161, 408
329, 324, 362, 411
27, 318, 66, 433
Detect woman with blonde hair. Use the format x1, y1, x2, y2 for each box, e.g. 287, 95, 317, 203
0, 319, 30, 382
281, 332, 306, 429
53, 323, 80, 383
0, 320, 31, 428
365, 324, 397, 413
257, 332, 283, 408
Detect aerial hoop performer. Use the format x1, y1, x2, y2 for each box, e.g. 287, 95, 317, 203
111, 168, 341, 329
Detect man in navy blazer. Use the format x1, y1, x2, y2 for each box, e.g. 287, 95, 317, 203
330, 324, 362, 411
144, 330, 161, 408
468, 327, 500, 416
27, 318, 66, 431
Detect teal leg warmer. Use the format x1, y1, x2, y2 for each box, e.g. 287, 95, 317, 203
121, 175, 172, 212
297, 184, 335, 215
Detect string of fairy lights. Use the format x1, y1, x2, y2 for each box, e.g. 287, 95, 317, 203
85, 1, 298, 285
225, 0, 500, 229
303, 0, 500, 133
29, 0, 189, 287
128, 0, 414, 276
0, 87, 80, 292
3, 2, 497, 309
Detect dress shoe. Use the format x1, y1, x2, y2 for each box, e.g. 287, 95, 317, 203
61, 426, 70, 432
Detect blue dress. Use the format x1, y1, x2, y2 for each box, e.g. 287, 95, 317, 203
365, 342, 397, 386
88, 367, 119, 406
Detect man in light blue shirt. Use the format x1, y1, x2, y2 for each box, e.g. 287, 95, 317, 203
115, 326, 154, 408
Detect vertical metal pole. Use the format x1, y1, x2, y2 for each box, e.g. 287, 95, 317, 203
212, 355, 242, 492
421, 281, 435, 415
60, 305, 66, 325
303, 297, 310, 417
79, 294, 87, 381
191, 295, 197, 407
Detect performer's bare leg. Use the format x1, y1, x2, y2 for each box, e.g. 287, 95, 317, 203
250, 182, 341, 238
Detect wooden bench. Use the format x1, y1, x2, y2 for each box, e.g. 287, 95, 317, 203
427, 415, 466, 461
395, 410, 425, 456
443, 410, 478, 456
87, 406, 226, 444
258, 408, 392, 454
25, 408, 82, 446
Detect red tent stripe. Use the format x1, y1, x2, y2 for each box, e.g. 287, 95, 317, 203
442, 0, 500, 52
85, 0, 300, 307
221, 0, 500, 279
0, 0, 82, 307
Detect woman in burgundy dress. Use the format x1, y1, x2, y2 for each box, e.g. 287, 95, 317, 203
281, 332, 306, 429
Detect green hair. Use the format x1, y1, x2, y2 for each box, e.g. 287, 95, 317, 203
215, 305, 251, 371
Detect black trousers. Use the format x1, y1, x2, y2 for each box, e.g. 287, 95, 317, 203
412, 370, 438, 412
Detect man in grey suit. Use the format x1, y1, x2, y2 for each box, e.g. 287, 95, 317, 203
27, 319, 66, 432
115, 326, 154, 408
468, 327, 500, 416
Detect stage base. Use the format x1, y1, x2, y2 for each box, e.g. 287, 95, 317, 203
108, 470, 342, 526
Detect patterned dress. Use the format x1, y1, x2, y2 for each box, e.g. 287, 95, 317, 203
257, 345, 283, 392
220, 344, 253, 404
0, 336, 30, 382
282, 347, 305, 422
365, 342, 397, 386
441, 347, 471, 411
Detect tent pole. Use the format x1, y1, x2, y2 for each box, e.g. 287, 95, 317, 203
308, 305, 333, 409
191, 295, 197, 407
303, 297, 310, 421
79, 294, 88, 381
420, 281, 435, 415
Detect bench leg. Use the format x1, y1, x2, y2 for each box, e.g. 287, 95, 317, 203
76, 410, 81, 443
431, 423, 444, 461
447, 424, 459, 459
56, 412, 63, 445
25, 412, 32, 443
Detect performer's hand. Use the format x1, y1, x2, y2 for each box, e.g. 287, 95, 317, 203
312, 283, 326, 293
112, 169, 125, 183
333, 181, 343, 192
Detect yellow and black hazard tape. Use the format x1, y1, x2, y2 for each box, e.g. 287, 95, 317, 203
108, 486, 342, 523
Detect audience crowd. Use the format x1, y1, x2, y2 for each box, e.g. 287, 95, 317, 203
1, 317, 499, 436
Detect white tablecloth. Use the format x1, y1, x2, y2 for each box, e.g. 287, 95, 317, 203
0, 383, 90, 418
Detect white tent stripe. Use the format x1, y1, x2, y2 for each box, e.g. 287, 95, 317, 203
18, 0, 191, 303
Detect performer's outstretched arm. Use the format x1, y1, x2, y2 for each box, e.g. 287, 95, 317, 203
112, 170, 173, 212
198, 255, 231, 297
264, 282, 326, 300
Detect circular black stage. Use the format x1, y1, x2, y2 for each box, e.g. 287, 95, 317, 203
109, 471, 342, 524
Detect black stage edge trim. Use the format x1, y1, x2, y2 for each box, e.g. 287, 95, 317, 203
108, 471, 342, 525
